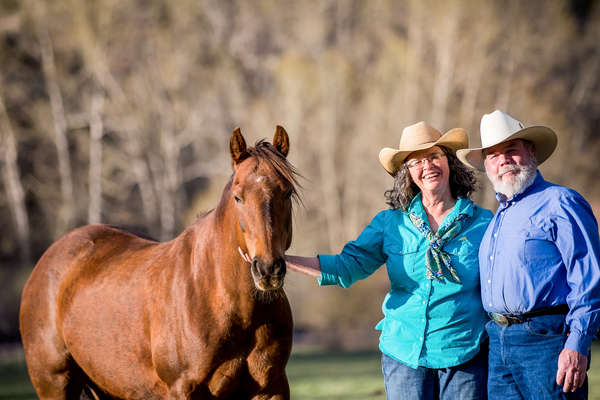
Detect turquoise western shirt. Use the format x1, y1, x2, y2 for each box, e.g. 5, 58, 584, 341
318, 195, 492, 369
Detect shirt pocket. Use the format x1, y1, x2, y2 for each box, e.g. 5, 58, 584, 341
443, 239, 479, 286
522, 225, 560, 272
444, 238, 476, 257
386, 244, 420, 284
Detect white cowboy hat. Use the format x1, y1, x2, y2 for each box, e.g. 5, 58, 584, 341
379, 121, 468, 175
456, 110, 557, 171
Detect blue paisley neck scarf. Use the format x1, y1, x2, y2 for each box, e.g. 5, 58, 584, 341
408, 211, 469, 283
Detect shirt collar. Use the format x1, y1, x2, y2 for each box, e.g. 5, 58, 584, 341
495, 170, 544, 205
408, 192, 474, 221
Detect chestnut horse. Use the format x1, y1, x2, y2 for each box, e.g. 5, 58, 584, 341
20, 126, 298, 399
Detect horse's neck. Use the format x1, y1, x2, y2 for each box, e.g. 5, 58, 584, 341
192, 205, 257, 299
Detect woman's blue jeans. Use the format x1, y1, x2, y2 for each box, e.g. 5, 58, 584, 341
381, 344, 488, 400
486, 314, 588, 400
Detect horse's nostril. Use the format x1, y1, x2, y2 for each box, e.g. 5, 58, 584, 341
274, 258, 286, 276
252, 257, 269, 277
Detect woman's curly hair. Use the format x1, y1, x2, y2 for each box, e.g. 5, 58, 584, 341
384, 146, 476, 211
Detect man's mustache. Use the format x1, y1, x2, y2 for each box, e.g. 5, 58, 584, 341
498, 165, 521, 178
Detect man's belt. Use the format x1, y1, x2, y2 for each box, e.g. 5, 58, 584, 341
488, 304, 570, 327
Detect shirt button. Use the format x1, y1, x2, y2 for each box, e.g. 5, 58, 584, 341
425, 283, 430, 288
494, 233, 498, 238
489, 303, 492, 307
487, 280, 491, 284
489, 255, 494, 260
500, 211, 505, 215
420, 337, 423, 341
422, 301, 426, 305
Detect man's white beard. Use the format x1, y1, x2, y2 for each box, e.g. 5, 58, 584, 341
487, 162, 537, 199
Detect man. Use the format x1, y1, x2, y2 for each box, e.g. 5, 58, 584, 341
457, 110, 600, 399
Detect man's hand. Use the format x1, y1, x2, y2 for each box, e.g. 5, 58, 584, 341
556, 348, 588, 393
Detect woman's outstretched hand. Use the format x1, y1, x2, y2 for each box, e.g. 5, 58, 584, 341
283, 255, 322, 278
238, 247, 322, 278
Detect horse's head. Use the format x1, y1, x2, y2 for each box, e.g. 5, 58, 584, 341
229, 126, 299, 291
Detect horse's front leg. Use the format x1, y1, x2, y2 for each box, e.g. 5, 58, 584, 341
246, 347, 290, 400
249, 374, 290, 400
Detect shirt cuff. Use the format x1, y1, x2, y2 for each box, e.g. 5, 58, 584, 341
564, 329, 594, 355
316, 254, 338, 286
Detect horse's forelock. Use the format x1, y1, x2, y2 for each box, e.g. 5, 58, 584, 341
220, 140, 302, 209
247, 140, 302, 203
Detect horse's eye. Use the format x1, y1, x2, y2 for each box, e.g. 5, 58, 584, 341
234, 196, 243, 204
284, 189, 293, 199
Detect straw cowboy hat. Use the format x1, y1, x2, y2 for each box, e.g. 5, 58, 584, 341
379, 121, 468, 175
456, 110, 557, 171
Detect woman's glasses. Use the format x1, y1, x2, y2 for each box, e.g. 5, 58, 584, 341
405, 153, 446, 170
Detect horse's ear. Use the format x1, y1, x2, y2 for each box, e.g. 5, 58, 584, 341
273, 125, 289, 158
230, 127, 248, 164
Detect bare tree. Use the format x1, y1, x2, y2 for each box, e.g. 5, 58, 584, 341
0, 85, 31, 265
69, 0, 160, 227
88, 92, 104, 224
36, 24, 76, 234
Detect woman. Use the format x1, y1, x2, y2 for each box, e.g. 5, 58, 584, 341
243, 122, 492, 399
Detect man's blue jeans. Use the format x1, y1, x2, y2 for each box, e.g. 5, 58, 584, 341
381, 344, 487, 400
486, 314, 588, 400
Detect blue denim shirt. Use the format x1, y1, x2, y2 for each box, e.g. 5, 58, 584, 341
479, 171, 600, 354
318, 195, 492, 369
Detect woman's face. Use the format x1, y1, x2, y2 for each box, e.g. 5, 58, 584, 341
405, 146, 451, 195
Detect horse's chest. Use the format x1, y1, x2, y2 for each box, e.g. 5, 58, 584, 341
155, 321, 290, 394
153, 297, 292, 397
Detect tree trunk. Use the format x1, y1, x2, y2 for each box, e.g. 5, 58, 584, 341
37, 25, 75, 234
88, 92, 104, 224
158, 112, 179, 241
0, 89, 31, 265
317, 0, 347, 250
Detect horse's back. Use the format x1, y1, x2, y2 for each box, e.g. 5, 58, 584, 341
21, 224, 156, 314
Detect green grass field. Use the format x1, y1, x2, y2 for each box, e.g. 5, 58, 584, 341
1, 345, 599, 399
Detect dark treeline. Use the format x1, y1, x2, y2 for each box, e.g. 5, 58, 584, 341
0, 0, 599, 348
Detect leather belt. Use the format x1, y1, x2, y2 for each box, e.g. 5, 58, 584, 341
488, 305, 569, 327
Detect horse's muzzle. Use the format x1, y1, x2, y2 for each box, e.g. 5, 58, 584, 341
251, 257, 286, 291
